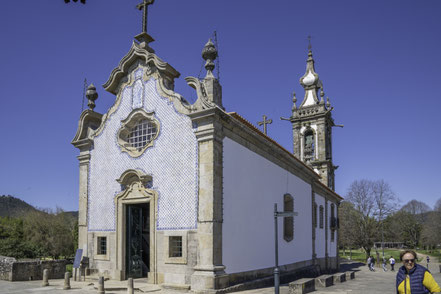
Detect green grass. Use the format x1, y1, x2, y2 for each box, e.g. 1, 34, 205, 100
416, 249, 441, 262
339, 248, 419, 264
339, 249, 368, 263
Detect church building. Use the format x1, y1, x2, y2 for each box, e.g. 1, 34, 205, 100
72, 3, 342, 292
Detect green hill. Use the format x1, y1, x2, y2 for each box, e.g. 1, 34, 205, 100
0, 195, 39, 217
0, 195, 79, 220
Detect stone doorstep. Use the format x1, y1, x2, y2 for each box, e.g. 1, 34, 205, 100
345, 271, 355, 280
333, 273, 346, 283
162, 283, 191, 291
315, 275, 334, 288
88, 280, 161, 292
288, 278, 315, 294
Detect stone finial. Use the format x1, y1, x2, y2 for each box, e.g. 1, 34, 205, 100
320, 88, 325, 104
292, 91, 297, 113
326, 96, 331, 109
202, 39, 218, 78
86, 83, 98, 111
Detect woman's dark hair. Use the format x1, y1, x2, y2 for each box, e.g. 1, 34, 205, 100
400, 250, 417, 261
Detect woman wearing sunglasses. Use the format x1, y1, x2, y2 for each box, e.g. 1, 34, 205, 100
396, 250, 440, 293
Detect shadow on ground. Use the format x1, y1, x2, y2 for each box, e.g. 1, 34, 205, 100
339, 260, 366, 273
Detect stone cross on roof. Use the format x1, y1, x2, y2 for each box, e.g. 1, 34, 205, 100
258, 115, 273, 135
137, 0, 155, 34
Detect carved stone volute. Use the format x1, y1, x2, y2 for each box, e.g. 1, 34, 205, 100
185, 38, 223, 111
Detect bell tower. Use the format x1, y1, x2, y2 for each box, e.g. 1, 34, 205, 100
282, 48, 338, 190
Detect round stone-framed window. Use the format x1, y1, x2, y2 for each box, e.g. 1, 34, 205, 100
117, 109, 159, 157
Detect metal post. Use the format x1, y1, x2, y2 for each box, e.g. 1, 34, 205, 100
273, 202, 297, 294
274, 203, 279, 294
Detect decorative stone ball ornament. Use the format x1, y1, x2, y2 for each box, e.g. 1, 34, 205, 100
202, 39, 217, 75
86, 83, 98, 111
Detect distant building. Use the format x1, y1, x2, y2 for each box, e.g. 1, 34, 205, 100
71, 9, 342, 292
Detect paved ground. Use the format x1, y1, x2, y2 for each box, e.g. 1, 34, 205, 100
1, 258, 440, 294
240, 257, 441, 294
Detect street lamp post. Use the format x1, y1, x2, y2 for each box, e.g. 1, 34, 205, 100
273, 203, 297, 294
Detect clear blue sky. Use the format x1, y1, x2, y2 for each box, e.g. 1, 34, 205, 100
1, 0, 440, 211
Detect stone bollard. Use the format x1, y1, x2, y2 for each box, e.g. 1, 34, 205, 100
127, 278, 134, 294
42, 269, 49, 287
64, 272, 71, 290
98, 276, 105, 294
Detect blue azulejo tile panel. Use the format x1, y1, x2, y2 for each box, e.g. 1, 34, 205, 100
88, 68, 198, 231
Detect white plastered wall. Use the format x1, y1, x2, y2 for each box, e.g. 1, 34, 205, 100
222, 137, 312, 274
315, 193, 326, 258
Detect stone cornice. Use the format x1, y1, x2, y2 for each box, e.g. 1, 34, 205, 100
189, 107, 226, 143
313, 181, 342, 202
77, 154, 91, 165
103, 41, 180, 95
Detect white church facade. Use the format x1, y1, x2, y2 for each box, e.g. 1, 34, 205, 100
71, 10, 342, 292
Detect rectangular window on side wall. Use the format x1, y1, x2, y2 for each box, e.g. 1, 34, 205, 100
313, 202, 318, 228
283, 194, 294, 242
319, 205, 324, 229
330, 203, 336, 242
169, 236, 182, 258
97, 236, 107, 255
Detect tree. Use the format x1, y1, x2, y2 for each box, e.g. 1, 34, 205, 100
434, 198, 441, 211
384, 210, 422, 248
344, 179, 397, 258
0, 217, 37, 258
402, 200, 431, 215
372, 180, 397, 256
338, 201, 358, 258
420, 211, 441, 249
24, 208, 76, 259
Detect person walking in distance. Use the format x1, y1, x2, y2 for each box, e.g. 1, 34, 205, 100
396, 250, 440, 294
426, 255, 430, 269
370, 256, 376, 271
382, 257, 388, 272
367, 256, 372, 271
389, 255, 396, 271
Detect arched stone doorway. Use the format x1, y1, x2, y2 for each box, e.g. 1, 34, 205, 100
114, 169, 158, 283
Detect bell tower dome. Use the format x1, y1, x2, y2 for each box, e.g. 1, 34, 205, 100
282, 48, 339, 190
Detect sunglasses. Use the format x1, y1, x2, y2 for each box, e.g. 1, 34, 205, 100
403, 259, 415, 263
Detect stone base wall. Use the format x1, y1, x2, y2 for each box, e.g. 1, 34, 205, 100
224, 258, 328, 290
0, 257, 68, 281
0, 256, 16, 281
